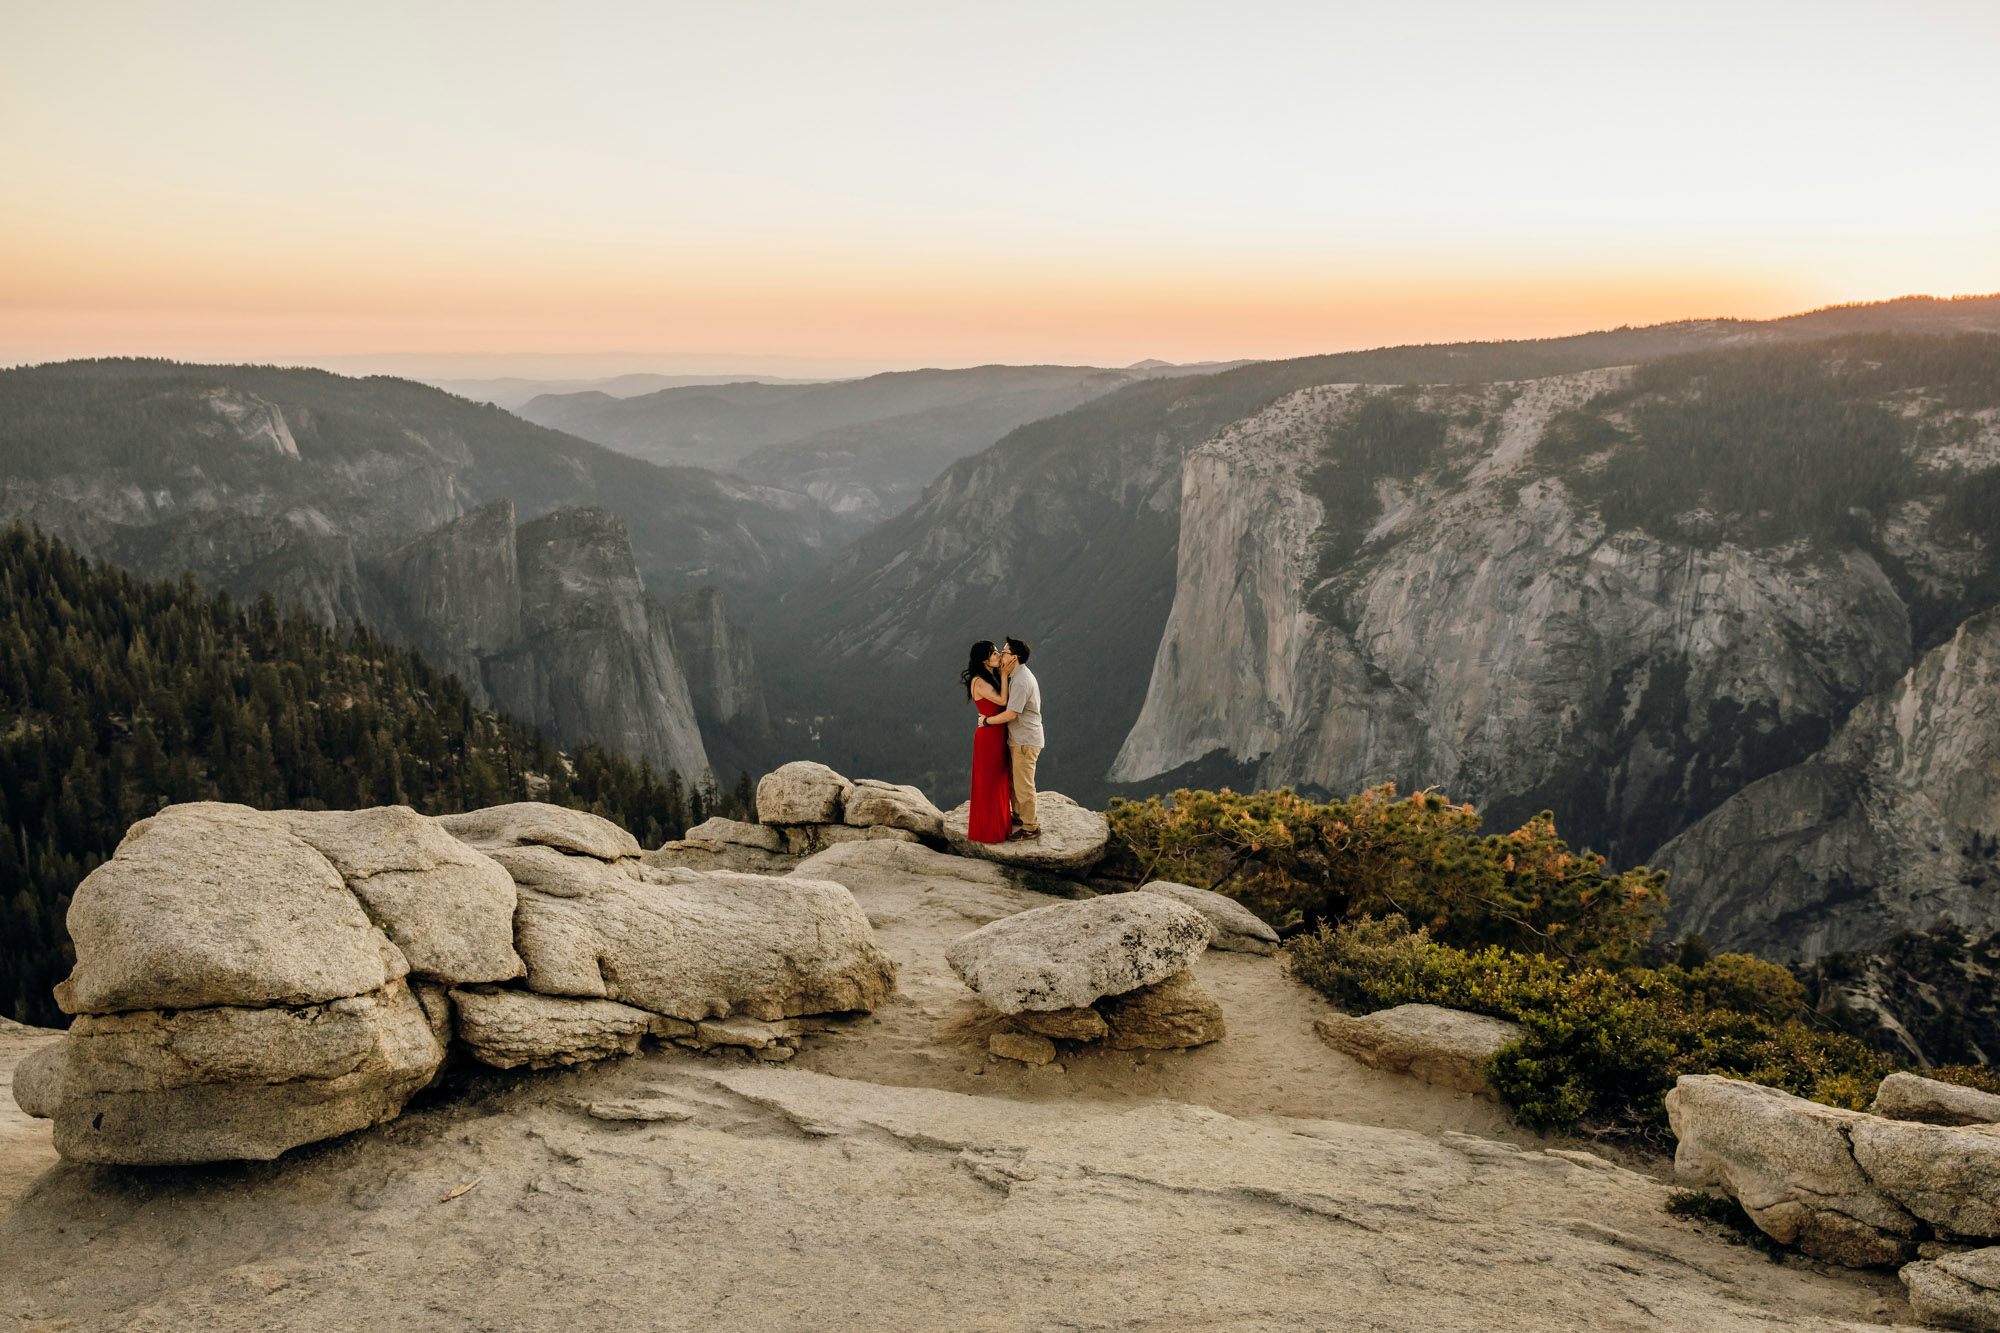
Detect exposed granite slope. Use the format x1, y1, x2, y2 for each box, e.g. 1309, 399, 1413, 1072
1659, 607, 2000, 959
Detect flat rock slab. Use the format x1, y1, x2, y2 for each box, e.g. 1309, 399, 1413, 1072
644, 840, 797, 875
1314, 1004, 1523, 1099
1136, 880, 1279, 954
945, 893, 1209, 1014
682, 817, 786, 853
587, 1097, 696, 1123
1873, 1071, 2000, 1126
451, 989, 656, 1070
942, 791, 1109, 874
34, 981, 442, 1165
439, 802, 640, 861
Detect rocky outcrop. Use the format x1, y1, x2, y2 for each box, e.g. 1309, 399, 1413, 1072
1658, 607, 2000, 960
278, 805, 524, 984
1903, 1247, 2000, 1330
49, 981, 442, 1166
1096, 971, 1227, 1049
364, 499, 523, 696
56, 803, 405, 1015
757, 761, 853, 824
18, 797, 897, 1163
1135, 880, 1280, 954
942, 792, 1109, 874
945, 894, 1210, 1014
843, 779, 944, 838
498, 849, 895, 1022
439, 801, 642, 860
1314, 1004, 1525, 1098
1660, 1074, 2000, 1267
1873, 1072, 2000, 1127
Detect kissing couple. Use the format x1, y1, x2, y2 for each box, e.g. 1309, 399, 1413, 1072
960, 637, 1043, 844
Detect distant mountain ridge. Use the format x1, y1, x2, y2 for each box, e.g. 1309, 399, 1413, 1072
0, 359, 819, 776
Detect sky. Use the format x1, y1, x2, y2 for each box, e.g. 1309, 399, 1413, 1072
3, 0, 1997, 377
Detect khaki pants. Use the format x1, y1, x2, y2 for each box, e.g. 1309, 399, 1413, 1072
1010, 745, 1041, 832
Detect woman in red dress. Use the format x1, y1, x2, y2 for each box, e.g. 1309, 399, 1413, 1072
962, 640, 1013, 842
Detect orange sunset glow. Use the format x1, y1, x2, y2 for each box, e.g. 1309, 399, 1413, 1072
4, 2, 1997, 374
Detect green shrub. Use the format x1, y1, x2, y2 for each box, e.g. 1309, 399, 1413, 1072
1290, 915, 1891, 1136
1927, 1065, 2000, 1095
1107, 784, 1666, 965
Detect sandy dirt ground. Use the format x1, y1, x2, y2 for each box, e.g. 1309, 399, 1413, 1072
0, 852, 1924, 1331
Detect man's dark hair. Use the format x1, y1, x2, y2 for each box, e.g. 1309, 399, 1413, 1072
1004, 636, 1031, 664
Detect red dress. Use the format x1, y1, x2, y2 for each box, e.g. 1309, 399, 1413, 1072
967, 695, 1013, 842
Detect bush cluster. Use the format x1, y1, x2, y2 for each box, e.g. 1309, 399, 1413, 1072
1290, 915, 1891, 1137
1106, 784, 1666, 965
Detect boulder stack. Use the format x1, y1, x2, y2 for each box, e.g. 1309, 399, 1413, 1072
944, 894, 1224, 1058
17, 798, 897, 1165
1667, 1072, 2000, 1284
650, 763, 938, 871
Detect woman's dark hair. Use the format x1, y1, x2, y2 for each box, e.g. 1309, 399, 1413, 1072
960, 640, 1000, 695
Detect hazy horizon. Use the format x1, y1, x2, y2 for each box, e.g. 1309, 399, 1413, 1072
6, 2, 1996, 370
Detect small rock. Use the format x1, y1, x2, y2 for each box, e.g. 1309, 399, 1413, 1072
1135, 880, 1280, 955
1873, 1071, 2000, 1126
1314, 1004, 1524, 1099
1903, 1246, 2000, 1331
756, 762, 853, 825
438, 802, 640, 861
587, 1098, 695, 1123
1013, 1007, 1109, 1042
843, 779, 945, 838
696, 1016, 783, 1050
781, 824, 919, 857
989, 1031, 1057, 1065
1097, 971, 1225, 1049
945, 893, 1210, 1014
753, 1045, 796, 1062
450, 989, 654, 1070
682, 818, 786, 853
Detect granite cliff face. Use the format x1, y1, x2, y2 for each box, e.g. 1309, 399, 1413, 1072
796, 302, 2000, 810
1657, 607, 2000, 960
1108, 336, 2000, 951
368, 504, 711, 781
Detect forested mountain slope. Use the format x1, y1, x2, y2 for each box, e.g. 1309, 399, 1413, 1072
0, 360, 811, 775
0, 526, 731, 1028
790, 297, 2000, 811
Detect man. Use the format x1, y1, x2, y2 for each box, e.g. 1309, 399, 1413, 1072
984, 636, 1042, 840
